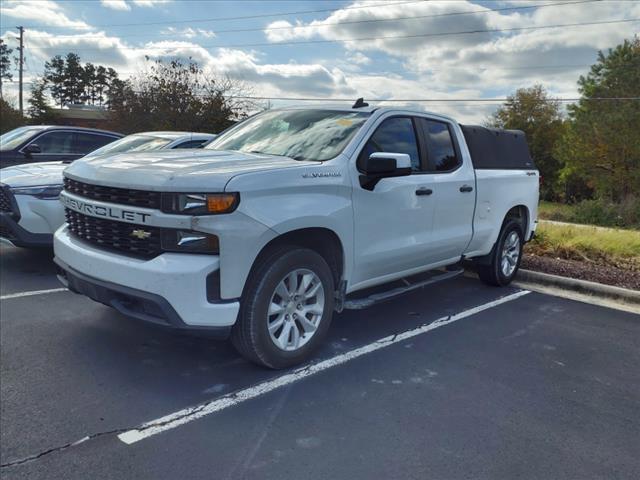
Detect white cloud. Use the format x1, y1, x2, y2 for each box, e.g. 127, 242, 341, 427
0, 0, 91, 30
262, 0, 639, 110
101, 0, 130, 11
349, 52, 371, 65
161, 27, 216, 39
4, 29, 134, 73
132, 0, 170, 7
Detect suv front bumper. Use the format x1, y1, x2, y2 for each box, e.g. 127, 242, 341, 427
54, 226, 240, 330
0, 212, 53, 247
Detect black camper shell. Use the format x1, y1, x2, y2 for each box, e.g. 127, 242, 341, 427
460, 125, 535, 170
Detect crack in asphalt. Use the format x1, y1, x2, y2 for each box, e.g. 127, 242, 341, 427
0, 386, 266, 469
0, 428, 127, 469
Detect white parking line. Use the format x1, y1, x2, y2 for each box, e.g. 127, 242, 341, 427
118, 289, 531, 445
0, 288, 68, 301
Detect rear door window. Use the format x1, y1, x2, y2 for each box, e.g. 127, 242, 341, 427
419, 119, 460, 172
358, 117, 421, 171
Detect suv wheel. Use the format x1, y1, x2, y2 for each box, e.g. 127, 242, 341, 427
231, 247, 334, 369
476, 219, 524, 286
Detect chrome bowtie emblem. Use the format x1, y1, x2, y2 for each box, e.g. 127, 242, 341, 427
131, 229, 151, 240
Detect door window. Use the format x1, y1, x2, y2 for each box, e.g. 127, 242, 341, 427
358, 117, 421, 171
420, 119, 460, 172
29, 131, 75, 154
73, 133, 116, 154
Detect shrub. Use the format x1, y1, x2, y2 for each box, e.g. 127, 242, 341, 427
572, 198, 640, 229
538, 199, 640, 229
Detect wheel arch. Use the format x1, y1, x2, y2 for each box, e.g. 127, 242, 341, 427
503, 204, 530, 240
246, 227, 345, 295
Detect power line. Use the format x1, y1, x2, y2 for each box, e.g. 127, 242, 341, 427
16, 61, 629, 83
10, 0, 599, 41
0, 0, 428, 31
112, 63, 599, 77
25, 18, 640, 51
11, 86, 640, 105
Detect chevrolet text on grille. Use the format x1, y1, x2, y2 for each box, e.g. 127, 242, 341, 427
60, 195, 150, 223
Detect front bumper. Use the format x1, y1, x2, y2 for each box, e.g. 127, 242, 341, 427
54, 226, 240, 330
0, 212, 53, 247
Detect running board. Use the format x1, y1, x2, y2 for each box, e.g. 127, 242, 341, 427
343, 267, 464, 310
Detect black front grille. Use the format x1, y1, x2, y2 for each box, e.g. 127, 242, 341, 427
64, 177, 161, 210
65, 209, 162, 258
0, 186, 15, 214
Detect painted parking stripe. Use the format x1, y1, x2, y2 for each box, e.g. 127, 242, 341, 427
0, 288, 68, 301
118, 289, 531, 445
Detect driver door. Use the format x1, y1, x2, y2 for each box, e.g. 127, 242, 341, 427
350, 116, 437, 289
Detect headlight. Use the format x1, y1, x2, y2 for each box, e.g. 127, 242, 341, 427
10, 184, 63, 199
161, 230, 219, 254
161, 193, 239, 215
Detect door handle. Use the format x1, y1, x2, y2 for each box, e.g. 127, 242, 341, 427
459, 185, 473, 193
415, 188, 433, 196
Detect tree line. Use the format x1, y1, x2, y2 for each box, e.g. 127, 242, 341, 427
0, 51, 252, 135
490, 37, 638, 224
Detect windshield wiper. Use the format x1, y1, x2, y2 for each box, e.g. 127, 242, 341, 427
246, 150, 311, 162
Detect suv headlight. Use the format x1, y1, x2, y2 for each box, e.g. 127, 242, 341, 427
10, 184, 63, 199
161, 193, 239, 215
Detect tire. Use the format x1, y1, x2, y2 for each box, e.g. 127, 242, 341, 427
476, 219, 524, 287
231, 247, 335, 369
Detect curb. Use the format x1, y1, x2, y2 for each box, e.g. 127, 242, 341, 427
516, 269, 640, 306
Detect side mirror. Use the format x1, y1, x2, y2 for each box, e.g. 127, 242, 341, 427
23, 144, 41, 157
363, 152, 412, 175
360, 152, 412, 190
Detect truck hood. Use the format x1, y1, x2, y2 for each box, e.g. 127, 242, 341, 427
0, 161, 67, 187
64, 149, 314, 191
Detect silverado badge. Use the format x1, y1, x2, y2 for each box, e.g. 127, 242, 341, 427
131, 229, 152, 240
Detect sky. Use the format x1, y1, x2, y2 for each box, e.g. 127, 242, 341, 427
0, 0, 638, 122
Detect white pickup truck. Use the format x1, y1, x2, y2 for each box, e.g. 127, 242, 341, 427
54, 104, 539, 368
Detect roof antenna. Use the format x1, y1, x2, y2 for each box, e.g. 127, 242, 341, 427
352, 97, 369, 109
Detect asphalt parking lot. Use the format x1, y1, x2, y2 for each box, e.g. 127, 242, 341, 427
1, 243, 639, 479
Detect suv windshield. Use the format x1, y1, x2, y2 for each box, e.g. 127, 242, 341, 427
0, 126, 48, 151
84, 134, 173, 158
207, 109, 370, 161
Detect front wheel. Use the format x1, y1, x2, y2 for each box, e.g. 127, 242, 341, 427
476, 219, 524, 286
231, 247, 334, 369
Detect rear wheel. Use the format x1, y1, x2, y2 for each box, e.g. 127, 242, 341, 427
231, 247, 334, 369
476, 219, 523, 286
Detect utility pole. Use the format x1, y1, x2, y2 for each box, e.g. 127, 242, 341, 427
17, 26, 24, 115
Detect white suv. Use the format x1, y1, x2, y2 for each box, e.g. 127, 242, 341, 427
0, 132, 216, 248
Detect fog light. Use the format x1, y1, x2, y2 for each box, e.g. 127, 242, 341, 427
161, 230, 219, 254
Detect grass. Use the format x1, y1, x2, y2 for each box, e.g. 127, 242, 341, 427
526, 222, 640, 271
538, 201, 576, 222
538, 200, 640, 229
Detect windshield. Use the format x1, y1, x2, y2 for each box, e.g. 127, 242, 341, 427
84, 134, 173, 158
207, 109, 370, 161
0, 126, 48, 151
